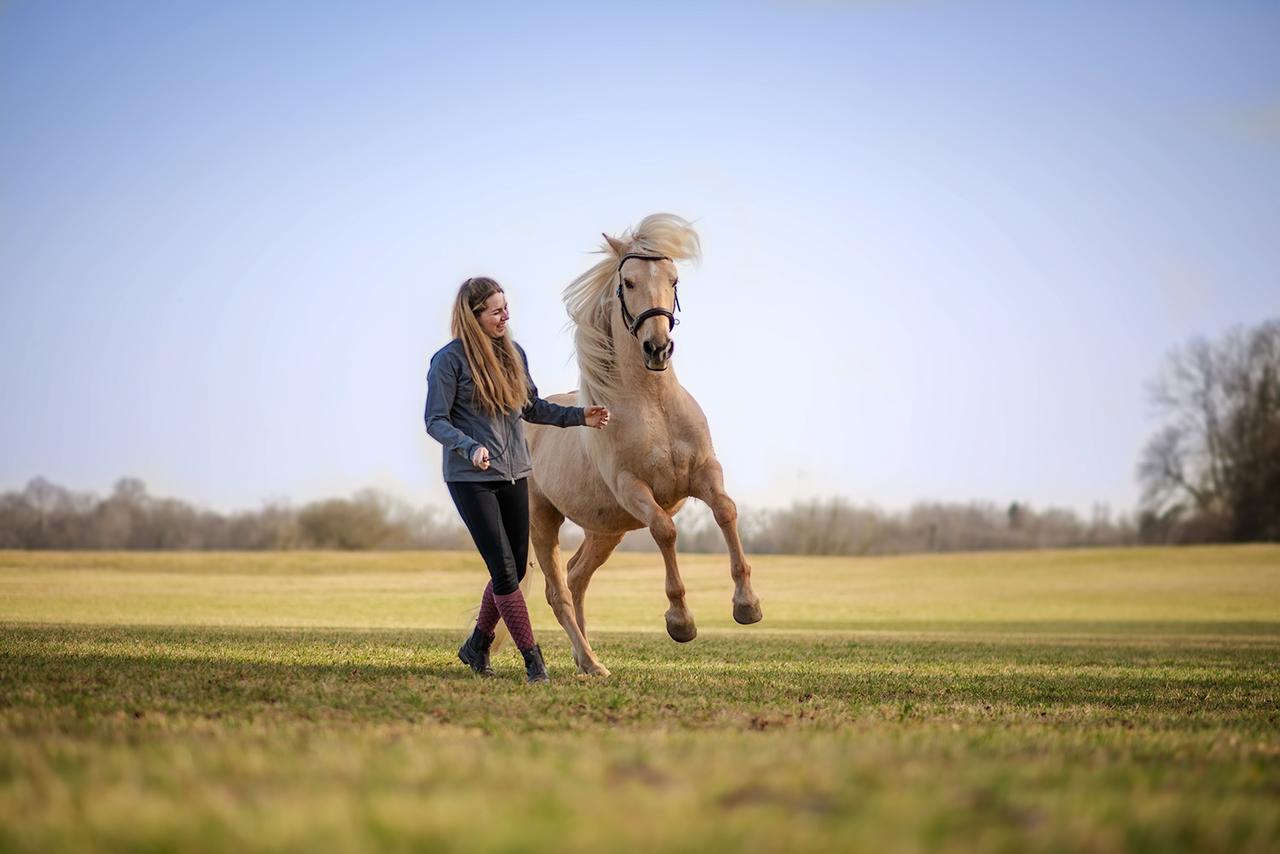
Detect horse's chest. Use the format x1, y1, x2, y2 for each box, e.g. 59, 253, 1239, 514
633, 423, 697, 500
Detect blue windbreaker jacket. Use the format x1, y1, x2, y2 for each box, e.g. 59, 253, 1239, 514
424, 339, 585, 483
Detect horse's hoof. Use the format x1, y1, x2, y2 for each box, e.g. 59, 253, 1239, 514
578, 661, 611, 678
733, 600, 763, 625
665, 610, 698, 643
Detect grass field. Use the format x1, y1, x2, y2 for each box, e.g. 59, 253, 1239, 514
2, 546, 1278, 852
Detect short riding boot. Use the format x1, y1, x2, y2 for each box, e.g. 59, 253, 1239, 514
458, 627, 495, 677
520, 645, 549, 684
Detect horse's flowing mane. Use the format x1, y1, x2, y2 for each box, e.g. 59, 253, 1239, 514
563, 213, 701, 405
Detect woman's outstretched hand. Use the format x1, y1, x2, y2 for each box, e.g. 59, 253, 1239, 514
471, 446, 491, 470
584, 406, 610, 429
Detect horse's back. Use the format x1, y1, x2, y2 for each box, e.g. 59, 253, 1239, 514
545, 390, 579, 408
526, 388, 586, 490
526, 390, 580, 451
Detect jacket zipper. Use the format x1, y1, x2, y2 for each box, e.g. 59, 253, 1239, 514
495, 412, 515, 484
506, 416, 515, 483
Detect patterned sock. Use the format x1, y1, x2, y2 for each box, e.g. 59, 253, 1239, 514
493, 589, 537, 652
476, 581, 500, 636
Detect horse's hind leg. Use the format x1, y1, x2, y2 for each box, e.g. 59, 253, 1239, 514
567, 531, 623, 639
529, 485, 610, 677
690, 459, 763, 625
613, 472, 697, 643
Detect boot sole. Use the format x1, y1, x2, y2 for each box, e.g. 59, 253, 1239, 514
458, 649, 495, 677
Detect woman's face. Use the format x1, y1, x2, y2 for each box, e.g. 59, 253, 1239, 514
476, 292, 509, 338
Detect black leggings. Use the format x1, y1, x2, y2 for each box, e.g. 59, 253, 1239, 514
447, 478, 529, 596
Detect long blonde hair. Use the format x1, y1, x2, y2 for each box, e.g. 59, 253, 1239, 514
450, 277, 529, 415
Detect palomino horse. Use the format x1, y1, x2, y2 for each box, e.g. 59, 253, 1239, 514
525, 213, 763, 676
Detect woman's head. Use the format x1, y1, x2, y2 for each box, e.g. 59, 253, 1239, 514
453, 277, 509, 340
450, 277, 529, 415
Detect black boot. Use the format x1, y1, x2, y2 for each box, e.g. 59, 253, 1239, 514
458, 627, 495, 677
520, 645, 549, 684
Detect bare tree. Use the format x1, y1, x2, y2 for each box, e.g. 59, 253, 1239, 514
1139, 318, 1280, 542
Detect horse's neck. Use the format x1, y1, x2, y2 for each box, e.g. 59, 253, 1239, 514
611, 336, 681, 404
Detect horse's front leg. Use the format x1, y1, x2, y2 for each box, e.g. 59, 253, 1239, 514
528, 485, 610, 676
614, 471, 697, 642
690, 458, 763, 625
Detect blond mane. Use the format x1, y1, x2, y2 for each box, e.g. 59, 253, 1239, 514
563, 213, 701, 405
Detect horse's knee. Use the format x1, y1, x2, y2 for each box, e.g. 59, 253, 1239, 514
650, 515, 677, 549
708, 493, 738, 527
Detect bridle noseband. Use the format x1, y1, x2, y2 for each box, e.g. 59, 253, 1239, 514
615, 252, 682, 337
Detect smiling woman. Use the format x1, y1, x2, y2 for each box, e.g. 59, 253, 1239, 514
423, 276, 610, 685
476, 290, 510, 337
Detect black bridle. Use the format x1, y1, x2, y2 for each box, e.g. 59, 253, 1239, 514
615, 252, 682, 337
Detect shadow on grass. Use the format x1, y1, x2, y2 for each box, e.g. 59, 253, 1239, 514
2, 623, 1278, 733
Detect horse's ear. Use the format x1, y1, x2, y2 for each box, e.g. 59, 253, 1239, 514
602, 232, 628, 257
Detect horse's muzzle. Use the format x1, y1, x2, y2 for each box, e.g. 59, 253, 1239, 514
643, 338, 674, 371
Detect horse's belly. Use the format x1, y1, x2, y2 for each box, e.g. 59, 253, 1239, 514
574, 503, 647, 533
549, 482, 646, 534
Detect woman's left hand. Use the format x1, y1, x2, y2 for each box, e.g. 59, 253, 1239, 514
584, 405, 610, 429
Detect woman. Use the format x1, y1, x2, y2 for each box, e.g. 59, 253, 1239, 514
424, 276, 609, 683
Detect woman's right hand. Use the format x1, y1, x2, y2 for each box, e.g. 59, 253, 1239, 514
471, 446, 490, 470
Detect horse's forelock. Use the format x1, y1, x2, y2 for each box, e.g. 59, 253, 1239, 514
625, 213, 701, 265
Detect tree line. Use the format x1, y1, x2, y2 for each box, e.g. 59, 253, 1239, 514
0, 475, 1136, 554
2, 318, 1274, 553
0, 477, 472, 551
669, 498, 1136, 556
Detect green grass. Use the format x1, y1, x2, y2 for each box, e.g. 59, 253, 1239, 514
1, 546, 1278, 852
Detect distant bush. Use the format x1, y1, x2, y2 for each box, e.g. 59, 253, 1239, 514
0, 477, 470, 551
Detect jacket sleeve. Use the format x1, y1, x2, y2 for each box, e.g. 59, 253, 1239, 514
518, 345, 586, 428
425, 351, 481, 461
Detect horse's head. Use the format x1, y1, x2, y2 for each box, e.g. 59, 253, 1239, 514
565, 215, 699, 396
607, 235, 681, 371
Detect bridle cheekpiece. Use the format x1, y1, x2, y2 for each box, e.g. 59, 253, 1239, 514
615, 252, 682, 337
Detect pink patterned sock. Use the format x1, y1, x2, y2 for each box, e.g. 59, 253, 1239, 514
493, 589, 537, 652
476, 581, 500, 636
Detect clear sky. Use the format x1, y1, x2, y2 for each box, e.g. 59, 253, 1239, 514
2, 1, 1277, 517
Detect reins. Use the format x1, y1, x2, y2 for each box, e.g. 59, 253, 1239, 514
615, 252, 682, 337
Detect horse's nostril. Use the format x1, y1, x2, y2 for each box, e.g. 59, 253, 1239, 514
644, 339, 672, 359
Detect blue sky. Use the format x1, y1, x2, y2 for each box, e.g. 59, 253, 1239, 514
2, 1, 1277, 516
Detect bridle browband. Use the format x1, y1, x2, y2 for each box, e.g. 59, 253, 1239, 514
615, 252, 682, 337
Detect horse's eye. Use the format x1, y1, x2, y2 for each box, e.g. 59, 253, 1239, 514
624, 281, 634, 290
